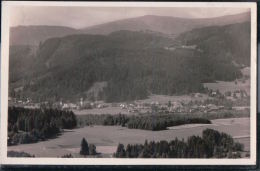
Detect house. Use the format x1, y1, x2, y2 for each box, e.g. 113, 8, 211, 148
211, 91, 217, 96
136, 104, 143, 109
120, 104, 127, 109
62, 103, 69, 109
207, 104, 219, 112
232, 106, 249, 111
164, 47, 176, 51
151, 101, 160, 106
90, 102, 96, 108
159, 105, 169, 112
26, 98, 31, 103
69, 103, 77, 109
62, 103, 77, 110
97, 103, 107, 109
128, 109, 138, 113
80, 98, 84, 106
181, 45, 197, 49
194, 93, 203, 98
232, 90, 244, 99
169, 102, 183, 112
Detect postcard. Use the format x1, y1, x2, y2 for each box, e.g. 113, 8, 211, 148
0, 1, 257, 165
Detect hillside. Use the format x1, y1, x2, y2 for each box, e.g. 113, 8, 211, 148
9, 22, 250, 103
10, 12, 250, 46
9, 45, 37, 83
176, 22, 251, 66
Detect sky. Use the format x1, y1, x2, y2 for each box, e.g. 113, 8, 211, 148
10, 6, 250, 29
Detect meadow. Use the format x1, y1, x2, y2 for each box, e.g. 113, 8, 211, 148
203, 80, 250, 94
203, 67, 250, 95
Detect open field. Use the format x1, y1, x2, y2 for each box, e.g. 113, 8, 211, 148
203, 80, 250, 94
8, 117, 250, 157
203, 67, 250, 94
135, 94, 210, 104
74, 106, 130, 115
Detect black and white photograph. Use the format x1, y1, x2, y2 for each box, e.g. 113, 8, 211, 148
0, 1, 257, 165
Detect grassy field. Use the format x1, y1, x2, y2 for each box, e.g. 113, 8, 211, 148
74, 106, 130, 115
135, 94, 210, 104
203, 80, 250, 94
203, 67, 250, 94
8, 117, 250, 157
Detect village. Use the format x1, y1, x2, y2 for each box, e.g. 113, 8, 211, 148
8, 87, 250, 115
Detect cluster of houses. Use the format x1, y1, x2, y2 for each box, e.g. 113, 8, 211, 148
188, 104, 225, 113
52, 99, 109, 110
7, 95, 231, 114
208, 89, 248, 100
8, 97, 40, 109
228, 90, 248, 99
117, 101, 225, 114
164, 44, 204, 52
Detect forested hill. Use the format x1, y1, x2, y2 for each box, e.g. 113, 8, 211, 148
176, 22, 250, 66
9, 22, 250, 102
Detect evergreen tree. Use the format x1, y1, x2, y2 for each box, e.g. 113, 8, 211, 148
80, 138, 89, 155
115, 143, 126, 157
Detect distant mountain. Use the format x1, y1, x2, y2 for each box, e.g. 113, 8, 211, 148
10, 12, 250, 46
10, 25, 78, 46
9, 22, 249, 102
81, 12, 250, 35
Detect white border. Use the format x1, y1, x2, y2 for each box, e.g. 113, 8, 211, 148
0, 1, 257, 166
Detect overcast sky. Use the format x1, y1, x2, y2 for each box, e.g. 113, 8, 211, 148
10, 6, 250, 29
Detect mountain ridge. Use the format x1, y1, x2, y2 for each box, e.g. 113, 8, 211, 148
10, 12, 250, 46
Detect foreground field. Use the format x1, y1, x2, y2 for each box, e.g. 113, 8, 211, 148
8, 117, 250, 157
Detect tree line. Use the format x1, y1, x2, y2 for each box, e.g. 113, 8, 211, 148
127, 116, 210, 131
77, 113, 211, 131
8, 106, 77, 145
7, 151, 35, 157
114, 129, 244, 158
77, 108, 249, 130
